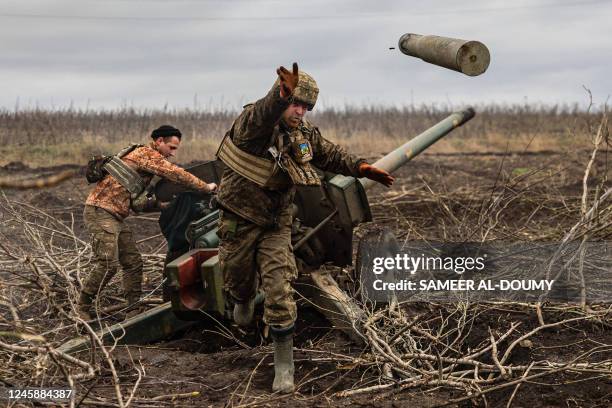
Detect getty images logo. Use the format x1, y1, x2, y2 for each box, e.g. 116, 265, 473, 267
372, 253, 487, 275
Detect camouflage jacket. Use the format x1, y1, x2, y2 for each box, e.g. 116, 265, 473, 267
216, 86, 366, 227
86, 142, 208, 220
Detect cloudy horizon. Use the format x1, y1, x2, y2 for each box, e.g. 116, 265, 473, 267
2, 0, 611, 111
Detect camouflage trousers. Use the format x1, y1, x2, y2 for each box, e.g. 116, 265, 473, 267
218, 207, 297, 327
81, 205, 143, 298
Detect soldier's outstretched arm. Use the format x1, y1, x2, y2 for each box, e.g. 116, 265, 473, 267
126, 149, 216, 193
233, 88, 288, 144
232, 63, 299, 144
310, 127, 394, 187
309, 127, 367, 178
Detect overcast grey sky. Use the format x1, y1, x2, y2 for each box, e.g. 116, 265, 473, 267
1, 0, 611, 110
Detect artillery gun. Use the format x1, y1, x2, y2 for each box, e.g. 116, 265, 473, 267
161, 108, 475, 342
59, 109, 475, 354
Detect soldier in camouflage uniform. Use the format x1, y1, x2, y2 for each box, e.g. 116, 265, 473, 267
216, 63, 394, 393
79, 126, 217, 321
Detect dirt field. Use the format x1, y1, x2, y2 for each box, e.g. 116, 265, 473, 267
0, 139, 610, 407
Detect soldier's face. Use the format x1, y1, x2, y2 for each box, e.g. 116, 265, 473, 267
155, 136, 181, 159
282, 102, 308, 128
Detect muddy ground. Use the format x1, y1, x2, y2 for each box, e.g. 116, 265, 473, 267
0, 149, 610, 407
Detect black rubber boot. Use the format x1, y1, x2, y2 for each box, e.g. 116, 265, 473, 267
233, 297, 255, 327
271, 325, 295, 394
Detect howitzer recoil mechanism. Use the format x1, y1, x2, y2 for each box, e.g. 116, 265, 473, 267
59, 109, 475, 354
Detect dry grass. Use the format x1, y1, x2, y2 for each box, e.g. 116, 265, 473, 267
0, 103, 602, 167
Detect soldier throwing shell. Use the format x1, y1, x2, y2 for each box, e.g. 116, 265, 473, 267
215, 63, 394, 393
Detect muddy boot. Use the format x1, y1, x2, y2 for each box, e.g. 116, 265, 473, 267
124, 291, 143, 319
233, 297, 255, 327
271, 325, 295, 394
77, 292, 94, 321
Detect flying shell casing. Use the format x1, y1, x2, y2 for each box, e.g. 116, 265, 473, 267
398, 33, 490, 76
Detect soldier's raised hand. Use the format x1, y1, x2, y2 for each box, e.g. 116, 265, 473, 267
277, 62, 299, 99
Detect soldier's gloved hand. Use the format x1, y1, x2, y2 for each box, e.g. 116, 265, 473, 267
276, 62, 299, 99
358, 163, 395, 187
205, 183, 218, 193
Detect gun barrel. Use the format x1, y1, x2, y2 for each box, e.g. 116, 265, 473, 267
399, 33, 490, 76
359, 108, 475, 191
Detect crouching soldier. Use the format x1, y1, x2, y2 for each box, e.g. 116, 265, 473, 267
78, 125, 217, 320
215, 63, 394, 393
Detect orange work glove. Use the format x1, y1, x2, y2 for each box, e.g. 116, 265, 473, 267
358, 163, 395, 187
276, 62, 299, 99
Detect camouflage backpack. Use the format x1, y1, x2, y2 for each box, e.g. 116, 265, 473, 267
85, 144, 143, 184
85, 144, 164, 213
85, 155, 111, 183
